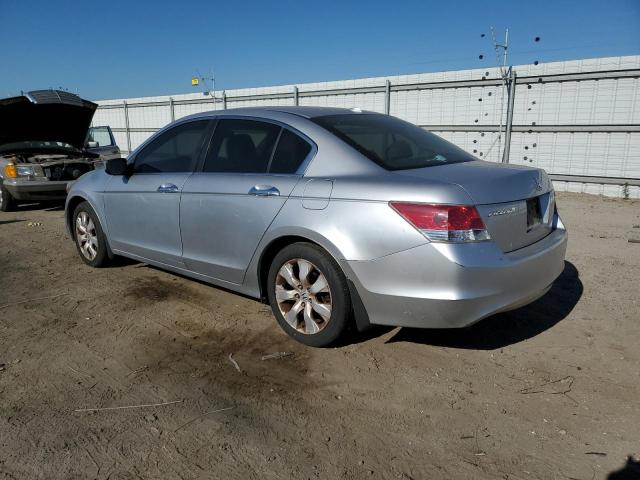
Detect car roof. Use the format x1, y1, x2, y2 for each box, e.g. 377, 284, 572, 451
183, 106, 377, 122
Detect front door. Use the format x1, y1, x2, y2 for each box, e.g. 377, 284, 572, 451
86, 126, 121, 160
180, 119, 313, 284
104, 119, 211, 267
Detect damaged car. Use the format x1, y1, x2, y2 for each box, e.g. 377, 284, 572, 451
0, 90, 103, 211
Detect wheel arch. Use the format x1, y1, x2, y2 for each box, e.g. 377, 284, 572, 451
257, 235, 327, 301
254, 231, 371, 332
65, 195, 88, 238
66, 194, 114, 259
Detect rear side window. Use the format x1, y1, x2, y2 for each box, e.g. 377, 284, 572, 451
311, 114, 474, 171
134, 120, 208, 173
269, 129, 312, 174
204, 119, 280, 173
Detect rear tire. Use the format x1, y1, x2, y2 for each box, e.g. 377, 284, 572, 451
267, 242, 351, 347
0, 183, 15, 212
72, 201, 110, 267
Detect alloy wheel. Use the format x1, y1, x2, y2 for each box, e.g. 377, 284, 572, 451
275, 258, 332, 334
75, 211, 98, 261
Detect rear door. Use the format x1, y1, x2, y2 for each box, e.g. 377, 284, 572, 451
180, 118, 314, 284
104, 119, 211, 267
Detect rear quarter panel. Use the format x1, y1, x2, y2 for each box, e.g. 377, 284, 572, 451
242, 171, 475, 296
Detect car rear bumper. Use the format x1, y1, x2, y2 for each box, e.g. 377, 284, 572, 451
4, 180, 68, 201
344, 217, 568, 328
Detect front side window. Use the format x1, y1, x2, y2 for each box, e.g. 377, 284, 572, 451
134, 120, 209, 173
87, 127, 113, 147
312, 114, 475, 171
203, 119, 280, 173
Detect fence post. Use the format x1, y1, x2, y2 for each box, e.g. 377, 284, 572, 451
293, 86, 299, 106
123, 100, 132, 154
222, 90, 227, 110
385, 80, 391, 114
502, 70, 516, 164
169, 97, 175, 122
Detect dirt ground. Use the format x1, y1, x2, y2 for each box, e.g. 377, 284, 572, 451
0, 192, 639, 480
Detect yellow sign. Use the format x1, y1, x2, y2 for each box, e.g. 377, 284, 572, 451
191, 77, 199, 86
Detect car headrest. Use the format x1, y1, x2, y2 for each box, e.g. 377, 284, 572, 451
228, 134, 257, 162
386, 140, 413, 161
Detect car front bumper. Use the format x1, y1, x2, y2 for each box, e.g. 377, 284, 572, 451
344, 217, 568, 328
4, 179, 68, 201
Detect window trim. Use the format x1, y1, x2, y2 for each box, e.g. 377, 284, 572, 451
128, 118, 215, 175
265, 128, 284, 173
195, 115, 317, 176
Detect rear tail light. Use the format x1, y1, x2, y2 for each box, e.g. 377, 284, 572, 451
390, 202, 491, 243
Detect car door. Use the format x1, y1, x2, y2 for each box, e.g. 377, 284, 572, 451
104, 119, 211, 267
86, 126, 121, 160
180, 118, 314, 284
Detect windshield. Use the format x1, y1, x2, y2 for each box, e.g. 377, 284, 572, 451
312, 114, 475, 171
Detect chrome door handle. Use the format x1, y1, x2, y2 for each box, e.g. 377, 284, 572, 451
248, 185, 280, 197
157, 183, 179, 193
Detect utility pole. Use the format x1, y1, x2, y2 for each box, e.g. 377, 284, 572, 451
502, 68, 516, 163
480, 28, 542, 164
490, 27, 510, 162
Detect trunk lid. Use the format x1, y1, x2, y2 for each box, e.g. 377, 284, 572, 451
397, 160, 556, 252
0, 90, 97, 152
474, 191, 556, 252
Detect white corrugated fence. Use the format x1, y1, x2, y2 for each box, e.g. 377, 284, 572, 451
93, 55, 640, 198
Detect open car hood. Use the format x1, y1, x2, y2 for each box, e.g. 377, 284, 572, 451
0, 90, 97, 151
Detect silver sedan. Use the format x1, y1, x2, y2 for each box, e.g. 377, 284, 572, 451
65, 107, 567, 347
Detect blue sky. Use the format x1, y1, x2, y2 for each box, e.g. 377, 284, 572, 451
2, 0, 639, 100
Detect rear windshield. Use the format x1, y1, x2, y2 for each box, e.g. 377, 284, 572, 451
311, 114, 474, 171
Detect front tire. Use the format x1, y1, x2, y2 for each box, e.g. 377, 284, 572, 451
73, 201, 109, 267
267, 242, 351, 347
0, 183, 15, 212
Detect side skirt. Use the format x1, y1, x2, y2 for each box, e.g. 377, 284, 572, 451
110, 249, 260, 299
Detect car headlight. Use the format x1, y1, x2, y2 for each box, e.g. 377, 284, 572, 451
3, 163, 37, 178
16, 165, 35, 176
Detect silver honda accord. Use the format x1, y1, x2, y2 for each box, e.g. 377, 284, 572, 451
65, 107, 567, 347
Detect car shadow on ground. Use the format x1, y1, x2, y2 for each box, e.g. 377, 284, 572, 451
0, 219, 25, 225
379, 261, 582, 350
607, 457, 640, 479
135, 260, 582, 351
103, 256, 141, 268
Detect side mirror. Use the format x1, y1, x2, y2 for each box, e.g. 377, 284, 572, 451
105, 158, 130, 176
86, 141, 99, 148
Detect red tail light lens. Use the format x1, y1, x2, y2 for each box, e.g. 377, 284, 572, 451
390, 202, 490, 243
